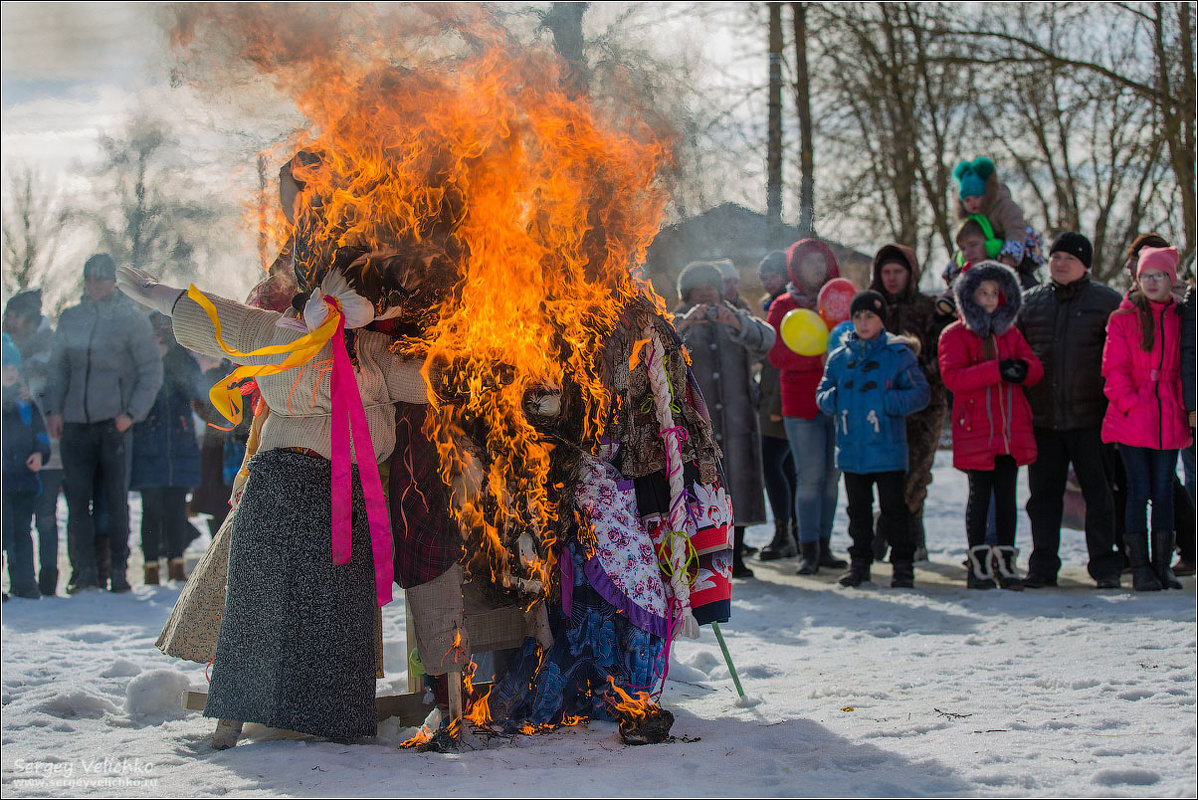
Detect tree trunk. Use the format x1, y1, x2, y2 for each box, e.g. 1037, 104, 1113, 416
791, 1, 815, 239
767, 2, 784, 246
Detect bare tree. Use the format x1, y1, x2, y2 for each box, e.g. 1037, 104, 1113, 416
791, 1, 815, 239
87, 115, 222, 285
2, 166, 67, 295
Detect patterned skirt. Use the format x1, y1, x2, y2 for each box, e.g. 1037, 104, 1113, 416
203, 448, 377, 740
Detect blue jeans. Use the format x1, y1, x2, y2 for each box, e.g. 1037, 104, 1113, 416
1119, 445, 1178, 532
784, 414, 839, 545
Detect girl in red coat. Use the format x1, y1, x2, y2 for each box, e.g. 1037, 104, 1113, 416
1101, 246, 1192, 591
939, 262, 1043, 589
766, 239, 848, 572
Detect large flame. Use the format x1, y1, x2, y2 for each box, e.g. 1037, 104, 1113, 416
172, 4, 673, 598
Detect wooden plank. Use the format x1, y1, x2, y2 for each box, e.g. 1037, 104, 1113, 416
180, 690, 436, 727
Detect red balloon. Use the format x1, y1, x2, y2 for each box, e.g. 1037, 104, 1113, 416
817, 278, 858, 327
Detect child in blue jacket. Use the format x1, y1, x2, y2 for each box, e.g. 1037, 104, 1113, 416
3, 334, 52, 599
817, 291, 930, 587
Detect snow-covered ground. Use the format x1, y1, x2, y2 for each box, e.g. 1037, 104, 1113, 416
2, 449, 1195, 797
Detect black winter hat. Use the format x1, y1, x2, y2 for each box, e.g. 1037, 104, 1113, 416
849, 290, 888, 318
83, 253, 117, 280
1049, 232, 1092, 270
4, 289, 42, 319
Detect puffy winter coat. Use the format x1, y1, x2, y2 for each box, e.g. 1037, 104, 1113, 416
1100, 295, 1192, 451
767, 239, 840, 419
816, 332, 930, 474
1017, 274, 1121, 431
677, 299, 775, 525
130, 344, 207, 491
939, 262, 1043, 471
2, 389, 51, 496
45, 291, 163, 424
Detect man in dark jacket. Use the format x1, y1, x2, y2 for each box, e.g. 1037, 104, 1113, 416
1016, 232, 1123, 587
44, 254, 163, 593
868, 244, 952, 561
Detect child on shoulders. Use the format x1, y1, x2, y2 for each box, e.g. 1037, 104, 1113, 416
816, 291, 930, 588
953, 157, 1043, 289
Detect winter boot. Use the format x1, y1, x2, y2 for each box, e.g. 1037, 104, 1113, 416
838, 560, 870, 587
212, 718, 243, 750
144, 561, 161, 586
759, 520, 797, 561
732, 527, 754, 579
1124, 531, 1162, 591
910, 514, 929, 562
992, 545, 1024, 590
796, 541, 820, 575
168, 557, 187, 582
966, 545, 996, 589
819, 537, 848, 569
890, 560, 915, 588
1150, 530, 1183, 589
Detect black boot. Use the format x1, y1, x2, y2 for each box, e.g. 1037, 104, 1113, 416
1125, 531, 1162, 591
966, 545, 996, 589
759, 520, 797, 561
992, 545, 1023, 591
910, 514, 928, 562
732, 527, 754, 578
819, 537, 847, 569
838, 559, 870, 587
890, 560, 914, 588
796, 541, 820, 575
1150, 530, 1183, 589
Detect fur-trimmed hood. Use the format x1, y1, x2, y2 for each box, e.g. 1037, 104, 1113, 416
785, 238, 841, 300
953, 260, 1022, 337
868, 243, 921, 303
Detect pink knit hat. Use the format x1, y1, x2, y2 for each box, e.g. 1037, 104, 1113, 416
1137, 245, 1179, 284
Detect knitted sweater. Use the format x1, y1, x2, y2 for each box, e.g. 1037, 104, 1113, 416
171, 291, 429, 463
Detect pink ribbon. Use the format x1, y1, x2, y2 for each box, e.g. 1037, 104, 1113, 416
328, 298, 394, 607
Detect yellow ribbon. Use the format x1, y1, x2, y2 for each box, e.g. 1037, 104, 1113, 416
188, 284, 342, 425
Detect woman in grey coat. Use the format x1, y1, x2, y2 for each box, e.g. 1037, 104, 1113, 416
675, 261, 775, 577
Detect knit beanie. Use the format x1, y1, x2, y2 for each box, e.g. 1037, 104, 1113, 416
676, 261, 723, 302
2, 333, 21, 371
953, 157, 995, 199
713, 259, 738, 281
1137, 245, 1179, 284
849, 290, 888, 319
757, 250, 788, 279
1049, 232, 1092, 270
83, 253, 117, 280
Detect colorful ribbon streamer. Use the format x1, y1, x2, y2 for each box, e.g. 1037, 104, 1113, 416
189, 285, 394, 606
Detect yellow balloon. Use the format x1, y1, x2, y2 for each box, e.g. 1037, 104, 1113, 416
781, 308, 829, 356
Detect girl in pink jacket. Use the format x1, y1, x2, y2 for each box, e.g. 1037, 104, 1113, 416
1101, 246, 1192, 591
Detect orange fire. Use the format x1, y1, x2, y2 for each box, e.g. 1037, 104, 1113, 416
172, 4, 673, 604
604, 675, 655, 722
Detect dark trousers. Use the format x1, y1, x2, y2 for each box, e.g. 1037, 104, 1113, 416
140, 487, 195, 561
34, 468, 62, 595
3, 490, 40, 597
967, 455, 1018, 548
1026, 427, 1120, 581
1118, 445, 1178, 533
61, 422, 132, 588
761, 434, 797, 527
844, 470, 911, 564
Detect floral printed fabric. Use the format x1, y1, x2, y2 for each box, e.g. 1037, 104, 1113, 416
488, 542, 665, 728
575, 455, 669, 637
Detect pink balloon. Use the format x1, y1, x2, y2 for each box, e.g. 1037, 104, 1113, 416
818, 278, 857, 327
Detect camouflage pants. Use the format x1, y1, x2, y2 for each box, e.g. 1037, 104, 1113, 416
905, 403, 947, 516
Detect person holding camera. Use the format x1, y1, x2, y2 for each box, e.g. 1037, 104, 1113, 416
675, 261, 775, 578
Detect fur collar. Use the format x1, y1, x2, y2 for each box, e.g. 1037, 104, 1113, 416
953, 261, 1022, 337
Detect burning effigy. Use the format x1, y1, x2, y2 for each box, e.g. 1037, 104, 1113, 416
151, 3, 734, 748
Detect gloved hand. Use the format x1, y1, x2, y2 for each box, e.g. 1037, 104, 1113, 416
116, 267, 184, 316
935, 293, 956, 317
999, 358, 1029, 383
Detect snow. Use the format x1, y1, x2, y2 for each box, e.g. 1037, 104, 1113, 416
3, 449, 1195, 797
